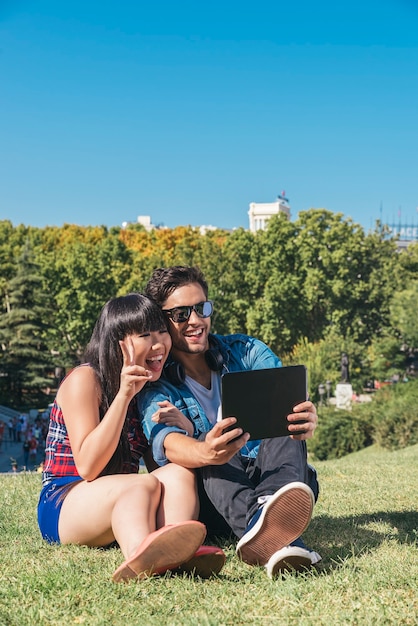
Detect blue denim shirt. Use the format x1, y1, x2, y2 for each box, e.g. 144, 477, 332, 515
138, 333, 282, 466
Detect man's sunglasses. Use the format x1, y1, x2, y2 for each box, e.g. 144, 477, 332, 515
163, 301, 213, 323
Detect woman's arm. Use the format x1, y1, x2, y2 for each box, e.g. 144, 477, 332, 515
59, 339, 152, 481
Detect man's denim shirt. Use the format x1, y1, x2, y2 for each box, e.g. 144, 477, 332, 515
138, 333, 282, 466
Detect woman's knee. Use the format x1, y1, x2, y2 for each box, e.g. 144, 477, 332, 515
114, 473, 161, 509
134, 473, 161, 498
154, 464, 196, 488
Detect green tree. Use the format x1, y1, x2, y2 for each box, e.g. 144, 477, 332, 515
0, 243, 53, 408
0, 221, 33, 298
295, 210, 398, 345
35, 225, 134, 365
397, 240, 418, 279
50, 240, 124, 361
245, 215, 305, 354
289, 334, 341, 401
208, 227, 256, 335
390, 281, 418, 350
288, 329, 369, 400
366, 332, 406, 383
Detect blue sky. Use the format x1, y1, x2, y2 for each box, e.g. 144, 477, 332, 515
1, 0, 417, 233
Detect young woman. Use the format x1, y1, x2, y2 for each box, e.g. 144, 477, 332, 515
37, 293, 224, 582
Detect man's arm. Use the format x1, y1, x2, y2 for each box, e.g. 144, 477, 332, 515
138, 383, 194, 466
163, 419, 249, 468
241, 336, 282, 370
139, 381, 249, 467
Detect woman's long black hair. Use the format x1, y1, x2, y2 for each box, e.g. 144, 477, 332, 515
83, 293, 167, 474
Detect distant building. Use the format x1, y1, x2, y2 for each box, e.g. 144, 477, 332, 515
248, 192, 291, 232
387, 223, 418, 250
199, 224, 219, 235
122, 215, 157, 231
123, 192, 293, 234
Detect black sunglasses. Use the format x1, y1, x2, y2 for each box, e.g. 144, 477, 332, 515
163, 300, 213, 323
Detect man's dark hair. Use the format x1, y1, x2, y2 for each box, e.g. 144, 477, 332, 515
145, 266, 209, 307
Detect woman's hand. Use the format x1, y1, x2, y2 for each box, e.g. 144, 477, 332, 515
151, 400, 194, 436
118, 338, 153, 400
287, 400, 318, 440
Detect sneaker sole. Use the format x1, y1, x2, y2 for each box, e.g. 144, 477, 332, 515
266, 546, 315, 578
236, 482, 314, 566
112, 521, 206, 582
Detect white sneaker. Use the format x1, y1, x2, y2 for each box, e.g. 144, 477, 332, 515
265, 542, 322, 578
236, 482, 315, 566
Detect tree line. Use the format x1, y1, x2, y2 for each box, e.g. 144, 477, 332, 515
1, 209, 417, 409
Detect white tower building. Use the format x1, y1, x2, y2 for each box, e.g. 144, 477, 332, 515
248, 192, 291, 232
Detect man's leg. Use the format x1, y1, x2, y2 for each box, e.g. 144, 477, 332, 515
201, 438, 321, 570
197, 471, 233, 538
200, 438, 319, 539
245, 437, 319, 525
199, 452, 255, 539
234, 437, 320, 567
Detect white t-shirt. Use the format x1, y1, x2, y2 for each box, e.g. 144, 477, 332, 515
184, 371, 222, 425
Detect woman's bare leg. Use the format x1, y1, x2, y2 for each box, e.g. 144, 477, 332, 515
58, 473, 161, 559
152, 464, 199, 527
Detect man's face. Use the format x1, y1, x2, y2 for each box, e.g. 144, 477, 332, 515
162, 283, 211, 358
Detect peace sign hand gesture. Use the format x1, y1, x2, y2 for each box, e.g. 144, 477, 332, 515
118, 338, 153, 401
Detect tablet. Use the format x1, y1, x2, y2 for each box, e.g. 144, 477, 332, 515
221, 365, 308, 439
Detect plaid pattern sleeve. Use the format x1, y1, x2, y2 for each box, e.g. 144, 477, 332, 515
42, 392, 150, 484
42, 400, 80, 485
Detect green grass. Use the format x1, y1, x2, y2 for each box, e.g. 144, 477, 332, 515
1, 445, 417, 625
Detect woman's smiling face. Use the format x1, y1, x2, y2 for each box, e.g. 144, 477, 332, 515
127, 328, 172, 381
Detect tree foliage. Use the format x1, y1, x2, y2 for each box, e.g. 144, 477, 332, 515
0, 212, 413, 408
390, 281, 418, 350
0, 242, 53, 407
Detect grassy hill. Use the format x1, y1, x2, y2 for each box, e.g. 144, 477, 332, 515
1, 444, 417, 625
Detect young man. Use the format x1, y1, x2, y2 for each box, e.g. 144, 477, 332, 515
138, 266, 321, 578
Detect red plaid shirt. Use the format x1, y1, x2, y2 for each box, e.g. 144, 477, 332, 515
42, 377, 149, 486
